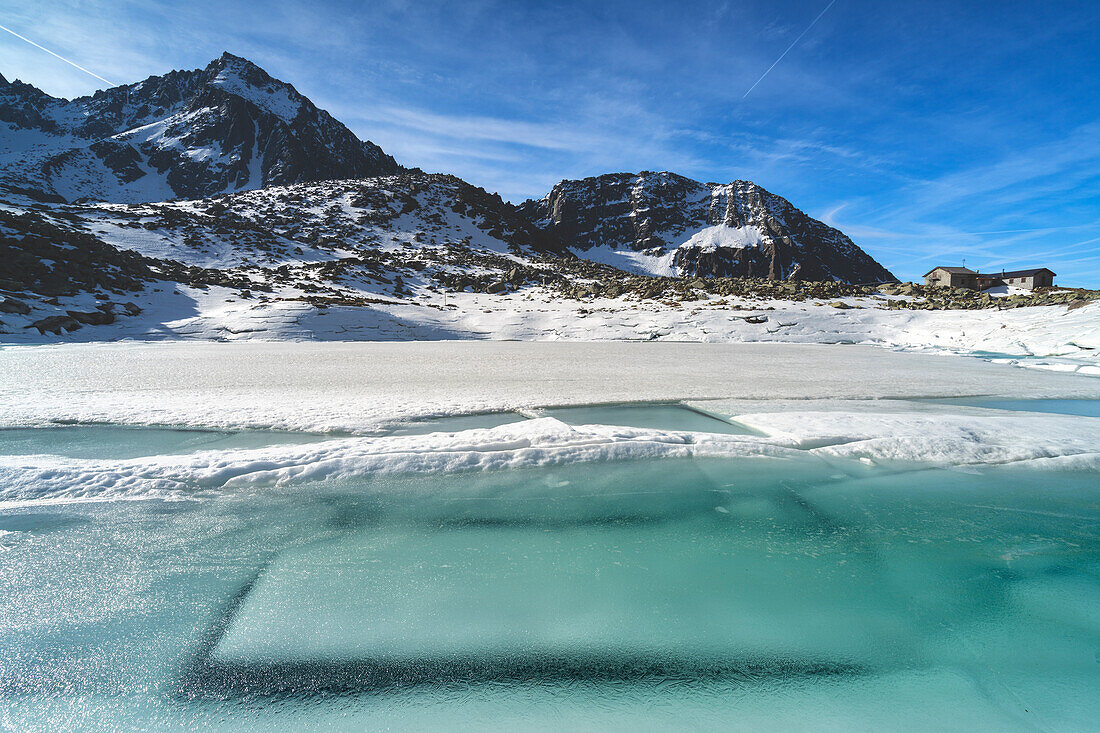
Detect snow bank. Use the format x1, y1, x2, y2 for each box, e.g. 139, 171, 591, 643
3, 404, 1098, 507
729, 410, 1100, 467
0, 419, 793, 506
4, 283, 1098, 377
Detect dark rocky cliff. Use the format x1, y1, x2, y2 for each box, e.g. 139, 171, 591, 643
518, 171, 896, 283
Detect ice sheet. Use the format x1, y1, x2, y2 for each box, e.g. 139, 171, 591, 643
0, 418, 796, 506
1, 342, 1097, 434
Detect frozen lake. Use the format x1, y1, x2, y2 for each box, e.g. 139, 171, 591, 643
2, 344, 1098, 730
0, 449, 1097, 731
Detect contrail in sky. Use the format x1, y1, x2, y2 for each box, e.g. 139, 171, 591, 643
743, 0, 837, 98
0, 22, 116, 86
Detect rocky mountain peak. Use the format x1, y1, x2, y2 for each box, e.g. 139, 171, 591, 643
0, 54, 398, 204
520, 171, 896, 283
211, 50, 260, 71
201, 53, 304, 123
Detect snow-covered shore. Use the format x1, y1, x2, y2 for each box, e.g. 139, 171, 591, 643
4, 287, 1099, 376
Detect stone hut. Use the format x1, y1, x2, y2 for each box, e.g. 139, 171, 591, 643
925, 266, 1055, 291
924, 267, 978, 289
976, 268, 1056, 291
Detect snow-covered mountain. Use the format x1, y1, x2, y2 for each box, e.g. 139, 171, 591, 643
519, 172, 897, 283
0, 52, 398, 204
0, 53, 909, 340
81, 172, 539, 259
2, 171, 1094, 345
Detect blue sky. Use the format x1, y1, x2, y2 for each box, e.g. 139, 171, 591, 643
2, 0, 1100, 285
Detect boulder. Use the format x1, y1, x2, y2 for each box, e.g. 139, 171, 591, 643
29, 315, 81, 334
66, 309, 116, 326
0, 297, 31, 315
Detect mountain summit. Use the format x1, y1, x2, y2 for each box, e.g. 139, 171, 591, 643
519, 172, 896, 283
0, 52, 398, 203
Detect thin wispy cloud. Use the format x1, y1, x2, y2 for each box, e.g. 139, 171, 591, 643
821, 125, 1100, 285
823, 205, 1100, 241
364, 107, 616, 153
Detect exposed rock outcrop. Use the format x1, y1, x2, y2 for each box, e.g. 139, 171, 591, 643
518, 171, 896, 283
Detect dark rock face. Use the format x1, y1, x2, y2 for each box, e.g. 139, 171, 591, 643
0, 209, 160, 295
0, 53, 398, 203
29, 314, 82, 335
518, 171, 896, 283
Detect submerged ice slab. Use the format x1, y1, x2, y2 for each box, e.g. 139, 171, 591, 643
0, 457, 1097, 730
202, 460, 1100, 701
210, 517, 906, 678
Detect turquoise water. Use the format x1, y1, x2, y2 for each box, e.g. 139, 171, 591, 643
0, 404, 749, 460
383, 403, 756, 436
384, 412, 528, 435
921, 397, 1100, 418
0, 425, 329, 459
539, 403, 755, 434
0, 455, 1097, 730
